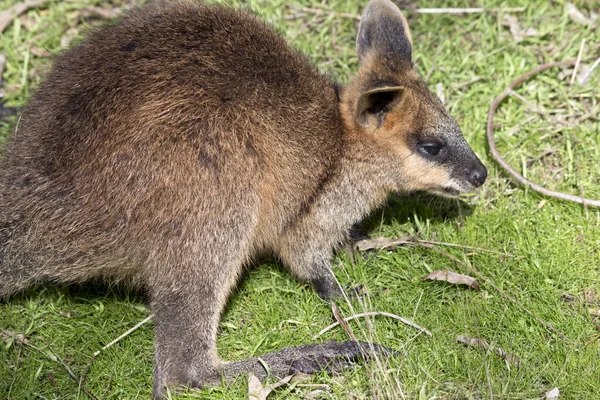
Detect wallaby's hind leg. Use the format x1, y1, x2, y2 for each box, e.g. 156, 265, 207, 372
149, 235, 250, 397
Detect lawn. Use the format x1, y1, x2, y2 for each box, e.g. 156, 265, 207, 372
1, 0, 599, 399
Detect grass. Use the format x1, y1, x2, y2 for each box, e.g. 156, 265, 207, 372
1, 0, 600, 399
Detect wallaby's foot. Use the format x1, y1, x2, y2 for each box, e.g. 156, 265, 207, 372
222, 340, 396, 381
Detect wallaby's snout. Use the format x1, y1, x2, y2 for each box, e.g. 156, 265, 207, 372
419, 114, 488, 197
468, 160, 488, 188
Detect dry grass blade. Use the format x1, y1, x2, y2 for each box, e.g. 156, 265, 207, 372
314, 311, 432, 339
17, 339, 100, 400
93, 314, 153, 357
355, 236, 515, 257
570, 39, 586, 86
0, 0, 48, 33
486, 60, 600, 208
457, 335, 521, 366
422, 270, 480, 291
330, 300, 356, 341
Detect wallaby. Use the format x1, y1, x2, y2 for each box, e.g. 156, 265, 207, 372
0, 0, 487, 397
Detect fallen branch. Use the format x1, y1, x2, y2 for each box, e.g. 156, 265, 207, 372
314, 311, 432, 340
486, 60, 600, 208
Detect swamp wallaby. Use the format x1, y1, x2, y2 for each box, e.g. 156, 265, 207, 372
0, 0, 487, 396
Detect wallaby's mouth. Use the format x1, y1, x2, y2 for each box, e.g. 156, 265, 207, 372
441, 186, 461, 197
434, 175, 484, 198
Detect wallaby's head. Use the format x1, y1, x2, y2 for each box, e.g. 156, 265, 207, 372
340, 0, 487, 197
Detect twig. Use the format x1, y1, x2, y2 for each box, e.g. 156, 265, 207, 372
286, 5, 525, 22
570, 39, 586, 86
0, 0, 49, 33
93, 314, 153, 357
486, 59, 600, 208
22, 340, 99, 400
314, 311, 432, 340
286, 5, 360, 20
457, 335, 521, 366
45, 346, 99, 400
580, 57, 600, 86
574, 144, 589, 217
416, 7, 525, 14
330, 300, 356, 341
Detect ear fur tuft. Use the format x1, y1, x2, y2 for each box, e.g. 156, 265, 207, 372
356, 86, 405, 128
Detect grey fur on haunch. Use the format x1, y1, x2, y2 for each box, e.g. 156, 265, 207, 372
0, 0, 485, 397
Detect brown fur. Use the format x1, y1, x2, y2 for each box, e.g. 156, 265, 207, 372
0, 0, 486, 397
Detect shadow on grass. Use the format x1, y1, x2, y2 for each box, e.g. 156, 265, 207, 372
357, 191, 477, 235
2, 280, 147, 307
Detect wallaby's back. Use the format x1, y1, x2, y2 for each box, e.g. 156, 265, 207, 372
0, 2, 341, 295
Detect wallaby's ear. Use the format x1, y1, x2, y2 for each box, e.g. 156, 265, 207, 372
356, 86, 405, 128
357, 0, 412, 64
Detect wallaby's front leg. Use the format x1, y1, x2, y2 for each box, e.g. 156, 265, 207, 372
279, 241, 343, 300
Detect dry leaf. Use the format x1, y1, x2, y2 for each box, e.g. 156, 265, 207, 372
0, 0, 48, 33
545, 387, 560, 399
423, 270, 480, 291
1, 330, 29, 345
566, 3, 597, 26
457, 335, 521, 366
248, 373, 306, 400
31, 46, 50, 57
354, 236, 412, 252
502, 14, 538, 42
536, 199, 547, 210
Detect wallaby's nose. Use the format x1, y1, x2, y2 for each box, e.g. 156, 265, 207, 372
468, 164, 487, 188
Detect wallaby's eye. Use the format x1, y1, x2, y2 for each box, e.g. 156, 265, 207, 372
418, 142, 444, 157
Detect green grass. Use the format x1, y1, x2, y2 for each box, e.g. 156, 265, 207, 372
1, 0, 600, 399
